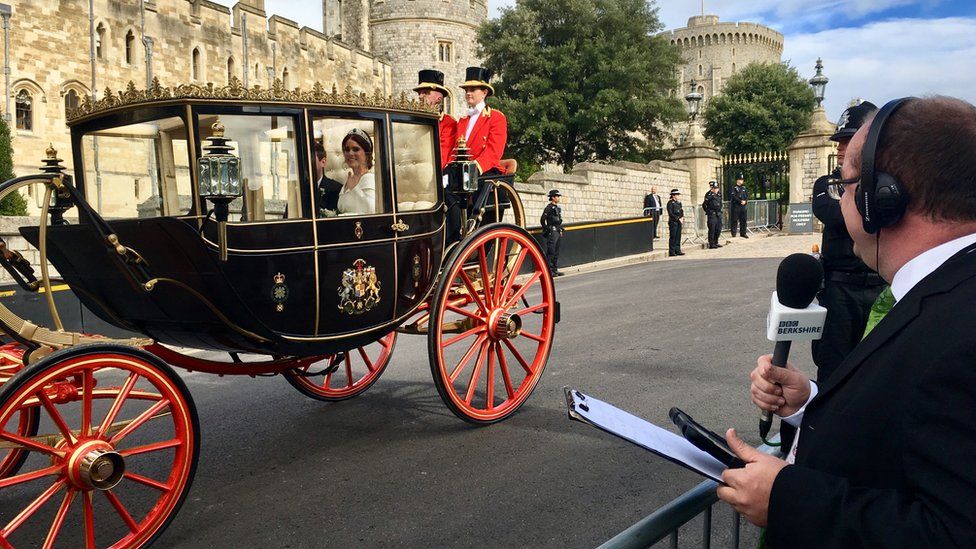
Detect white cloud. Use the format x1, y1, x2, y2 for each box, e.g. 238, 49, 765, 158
784, 17, 976, 118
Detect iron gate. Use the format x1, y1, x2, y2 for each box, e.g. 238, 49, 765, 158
716, 151, 789, 228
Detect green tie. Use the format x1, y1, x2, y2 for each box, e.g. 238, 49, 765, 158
862, 286, 895, 339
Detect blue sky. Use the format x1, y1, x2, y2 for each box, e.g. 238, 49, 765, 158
214, 0, 976, 119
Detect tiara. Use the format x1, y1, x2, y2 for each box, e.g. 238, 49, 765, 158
344, 127, 373, 149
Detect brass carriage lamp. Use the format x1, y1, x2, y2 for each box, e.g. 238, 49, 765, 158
809, 58, 829, 108
198, 119, 242, 223
446, 136, 480, 193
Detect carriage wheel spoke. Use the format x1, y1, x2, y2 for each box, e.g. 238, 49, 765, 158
0, 430, 64, 457
504, 272, 542, 310
496, 344, 515, 399
124, 471, 171, 492
486, 343, 496, 409
450, 334, 487, 383
445, 303, 482, 321
520, 330, 546, 343
38, 392, 77, 446
514, 302, 548, 316
42, 487, 76, 549
478, 246, 493, 309
464, 340, 490, 405
0, 464, 62, 489
82, 492, 95, 549
344, 354, 354, 388
118, 438, 182, 457
358, 347, 376, 373
96, 372, 139, 439
81, 369, 94, 438
459, 269, 490, 315
498, 247, 528, 305
442, 324, 485, 348
104, 490, 139, 533
503, 339, 533, 374
2, 479, 65, 536
109, 399, 170, 445
492, 237, 509, 305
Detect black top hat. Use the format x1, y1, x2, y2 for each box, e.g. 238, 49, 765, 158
548, 189, 561, 198
460, 66, 495, 96
413, 69, 451, 96
670, 188, 681, 195
830, 100, 878, 142
709, 181, 718, 188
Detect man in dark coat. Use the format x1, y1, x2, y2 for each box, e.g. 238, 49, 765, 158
540, 189, 564, 276
718, 96, 976, 548
702, 181, 723, 248
666, 189, 684, 257
314, 142, 343, 215
643, 186, 663, 239
729, 175, 749, 237
810, 101, 884, 382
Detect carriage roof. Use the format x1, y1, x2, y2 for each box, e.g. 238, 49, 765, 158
64, 77, 440, 126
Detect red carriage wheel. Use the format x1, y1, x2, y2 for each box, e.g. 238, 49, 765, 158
428, 224, 556, 424
0, 344, 199, 548
283, 332, 397, 401
0, 344, 37, 480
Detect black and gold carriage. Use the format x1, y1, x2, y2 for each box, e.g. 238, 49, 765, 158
0, 80, 558, 547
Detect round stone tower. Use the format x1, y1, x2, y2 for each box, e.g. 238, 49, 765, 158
364, 0, 488, 116
662, 15, 783, 107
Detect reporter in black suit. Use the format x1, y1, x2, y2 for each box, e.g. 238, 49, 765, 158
717, 96, 976, 547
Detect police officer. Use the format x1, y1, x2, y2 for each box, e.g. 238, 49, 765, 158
541, 189, 564, 276
667, 188, 685, 257
810, 100, 885, 382
729, 174, 749, 238
702, 181, 723, 249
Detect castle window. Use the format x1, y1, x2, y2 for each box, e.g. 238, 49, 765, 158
64, 89, 80, 117
438, 40, 454, 63
699, 50, 702, 59
227, 57, 236, 83
15, 90, 32, 131
732, 48, 735, 56
282, 67, 290, 88
125, 30, 135, 65
732, 63, 736, 73
255, 63, 260, 79
191, 47, 201, 81
95, 23, 106, 59
698, 65, 703, 77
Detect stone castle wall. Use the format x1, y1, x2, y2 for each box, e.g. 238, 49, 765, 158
3, 0, 393, 211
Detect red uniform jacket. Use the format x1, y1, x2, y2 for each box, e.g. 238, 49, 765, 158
438, 114, 457, 169
456, 106, 508, 174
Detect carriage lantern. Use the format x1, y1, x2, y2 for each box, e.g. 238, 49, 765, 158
198, 119, 242, 222
446, 136, 480, 193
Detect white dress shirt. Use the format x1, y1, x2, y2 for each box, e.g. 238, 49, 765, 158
464, 101, 486, 141
782, 231, 976, 463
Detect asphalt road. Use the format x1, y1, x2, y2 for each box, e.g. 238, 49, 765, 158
144, 249, 820, 549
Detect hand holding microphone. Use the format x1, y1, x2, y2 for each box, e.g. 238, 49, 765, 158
759, 253, 825, 440
750, 356, 812, 418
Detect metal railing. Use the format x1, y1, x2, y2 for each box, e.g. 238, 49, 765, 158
689, 199, 781, 242
600, 438, 781, 549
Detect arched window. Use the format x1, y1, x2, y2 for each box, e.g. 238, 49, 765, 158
227, 57, 235, 82
282, 67, 289, 88
705, 35, 711, 46
191, 47, 201, 81
698, 65, 703, 77
125, 30, 135, 64
15, 90, 32, 131
732, 63, 736, 73
697, 85, 704, 94
64, 89, 80, 116
254, 63, 260, 79
95, 23, 106, 59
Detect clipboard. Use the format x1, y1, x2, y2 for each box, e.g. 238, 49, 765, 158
564, 387, 727, 483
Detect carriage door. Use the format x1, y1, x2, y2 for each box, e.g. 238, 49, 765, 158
310, 113, 397, 337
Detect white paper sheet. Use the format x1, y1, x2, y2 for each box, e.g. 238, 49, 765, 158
566, 388, 727, 482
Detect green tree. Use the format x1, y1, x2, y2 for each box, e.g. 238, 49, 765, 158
0, 116, 26, 216
478, 0, 684, 172
702, 62, 816, 154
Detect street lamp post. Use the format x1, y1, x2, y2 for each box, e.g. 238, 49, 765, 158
809, 58, 828, 108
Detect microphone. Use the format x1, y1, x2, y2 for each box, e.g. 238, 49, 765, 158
759, 253, 826, 440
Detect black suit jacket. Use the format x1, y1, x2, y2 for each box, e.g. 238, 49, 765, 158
768, 243, 976, 548
317, 175, 343, 212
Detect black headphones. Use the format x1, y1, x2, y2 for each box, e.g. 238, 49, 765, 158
856, 97, 914, 234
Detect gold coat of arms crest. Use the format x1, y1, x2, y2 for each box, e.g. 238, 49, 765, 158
338, 259, 381, 315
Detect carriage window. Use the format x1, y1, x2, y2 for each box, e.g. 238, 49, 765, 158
198, 114, 302, 221
311, 117, 387, 216
391, 122, 437, 211
82, 116, 192, 218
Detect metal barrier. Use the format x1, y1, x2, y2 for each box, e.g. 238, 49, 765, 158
690, 199, 780, 243
600, 438, 781, 549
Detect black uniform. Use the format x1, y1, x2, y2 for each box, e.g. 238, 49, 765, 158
667, 197, 684, 256
643, 192, 662, 239
702, 190, 723, 248
317, 175, 343, 213
729, 184, 749, 237
810, 171, 885, 382
540, 202, 563, 274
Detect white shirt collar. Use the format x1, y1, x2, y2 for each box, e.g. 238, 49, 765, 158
467, 101, 486, 117
890, 232, 976, 302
